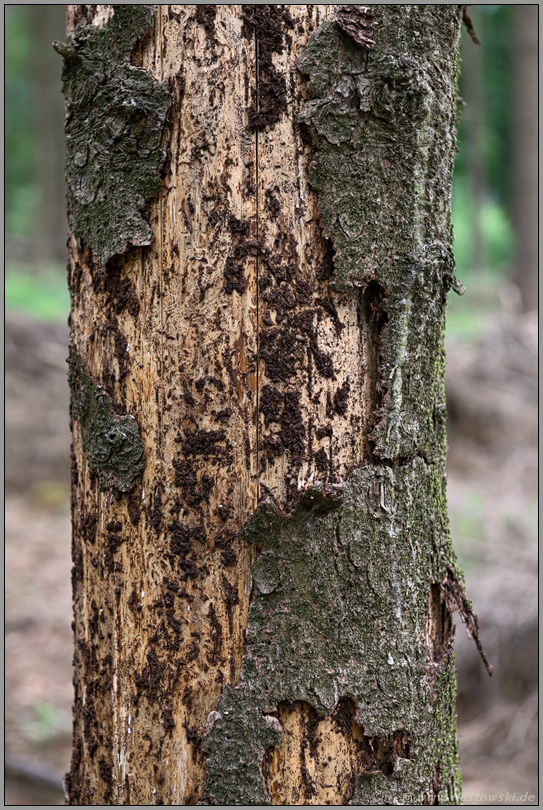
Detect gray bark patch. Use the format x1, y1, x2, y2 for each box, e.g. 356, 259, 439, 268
55, 5, 171, 268
297, 8, 463, 461
68, 351, 145, 492
200, 465, 462, 805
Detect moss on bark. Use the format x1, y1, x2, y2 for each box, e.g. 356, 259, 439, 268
298, 6, 463, 461
200, 6, 466, 805
68, 351, 144, 492
201, 463, 462, 805
55, 4, 171, 268
64, 4, 471, 804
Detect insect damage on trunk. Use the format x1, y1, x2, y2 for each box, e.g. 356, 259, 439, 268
68, 351, 145, 492
55, 4, 171, 269
241, 5, 295, 130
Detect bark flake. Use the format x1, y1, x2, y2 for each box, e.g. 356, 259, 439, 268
68, 351, 145, 492
55, 4, 172, 268
297, 8, 464, 461
200, 462, 462, 805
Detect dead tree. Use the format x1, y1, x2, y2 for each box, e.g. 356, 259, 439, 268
61, 5, 485, 805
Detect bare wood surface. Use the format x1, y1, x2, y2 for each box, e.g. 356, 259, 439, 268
255, 5, 378, 514
67, 6, 260, 803
251, 6, 381, 802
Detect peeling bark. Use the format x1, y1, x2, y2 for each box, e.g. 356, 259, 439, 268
66, 6, 258, 804
297, 5, 464, 460
67, 5, 472, 806
201, 464, 463, 805
68, 350, 145, 491
56, 5, 171, 268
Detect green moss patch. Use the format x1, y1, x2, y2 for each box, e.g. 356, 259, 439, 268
297, 8, 463, 461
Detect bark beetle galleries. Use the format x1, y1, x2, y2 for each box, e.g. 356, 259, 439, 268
202, 6, 468, 805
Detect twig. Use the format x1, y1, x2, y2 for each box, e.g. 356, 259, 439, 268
442, 569, 493, 676
463, 5, 481, 46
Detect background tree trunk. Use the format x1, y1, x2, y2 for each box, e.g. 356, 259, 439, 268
461, 7, 487, 273
511, 5, 538, 312
31, 4, 67, 265
64, 5, 468, 805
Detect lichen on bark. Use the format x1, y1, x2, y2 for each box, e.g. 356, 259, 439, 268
297, 6, 463, 461
68, 351, 144, 492
201, 463, 462, 805
55, 4, 171, 268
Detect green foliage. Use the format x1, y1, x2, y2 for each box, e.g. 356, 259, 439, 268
5, 265, 70, 321
450, 5, 515, 288
451, 177, 514, 278
456, 5, 513, 208
446, 269, 506, 342
19, 699, 70, 745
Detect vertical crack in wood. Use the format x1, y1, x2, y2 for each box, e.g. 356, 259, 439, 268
67, 6, 261, 803
158, 5, 164, 82
66, 5, 467, 805
199, 6, 465, 806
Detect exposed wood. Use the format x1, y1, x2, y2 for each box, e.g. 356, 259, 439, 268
262, 700, 411, 806
255, 5, 377, 513
67, 6, 259, 804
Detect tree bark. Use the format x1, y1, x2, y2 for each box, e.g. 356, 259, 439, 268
63, 5, 474, 805
511, 5, 538, 312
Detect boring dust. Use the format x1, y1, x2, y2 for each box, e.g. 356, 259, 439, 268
5, 310, 537, 806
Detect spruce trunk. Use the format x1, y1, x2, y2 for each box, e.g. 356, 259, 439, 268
63, 5, 473, 805
512, 4, 538, 313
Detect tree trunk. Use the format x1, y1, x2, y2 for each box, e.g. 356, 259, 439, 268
511, 5, 538, 312
461, 7, 487, 273
63, 5, 476, 805
31, 4, 68, 265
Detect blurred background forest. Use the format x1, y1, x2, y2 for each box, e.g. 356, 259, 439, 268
5, 5, 538, 805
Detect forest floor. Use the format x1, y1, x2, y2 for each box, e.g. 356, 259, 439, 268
5, 307, 538, 806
